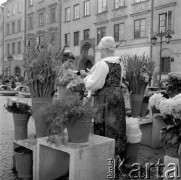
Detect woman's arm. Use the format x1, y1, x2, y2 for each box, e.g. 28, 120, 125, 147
85, 61, 109, 91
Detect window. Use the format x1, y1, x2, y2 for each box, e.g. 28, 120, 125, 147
29, 0, 33, 7
50, 7, 56, 23
38, 35, 44, 46
17, 20, 21, 32
74, 4, 80, 19
12, 22, 15, 34
50, 33, 56, 44
98, 0, 107, 13
84, 29, 90, 40
6, 7, 10, 17
17, 41, 21, 54
28, 16, 33, 30
74, 31, 79, 46
114, 0, 125, 9
97, 27, 106, 44
134, 19, 146, 38
12, 4, 16, 15
12, 42, 15, 54
84, 0, 90, 16
17, 1, 21, 12
159, 11, 173, 33
161, 57, 170, 73
6, 44, 10, 55
6, 24, 10, 35
65, 7, 70, 22
65, 33, 70, 47
134, 0, 146, 3
114, 23, 125, 42
39, 13, 44, 26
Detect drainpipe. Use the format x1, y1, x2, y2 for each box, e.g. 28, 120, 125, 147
24, 0, 26, 55
150, 0, 154, 59
2, 6, 4, 76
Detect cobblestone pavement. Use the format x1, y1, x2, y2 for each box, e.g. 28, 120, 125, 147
0, 95, 165, 180
0, 95, 35, 180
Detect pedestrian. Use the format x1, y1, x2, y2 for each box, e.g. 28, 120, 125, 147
84, 36, 127, 175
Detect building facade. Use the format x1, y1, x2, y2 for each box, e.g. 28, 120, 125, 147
152, 0, 181, 81
61, 0, 152, 70
26, 0, 62, 53
0, 6, 4, 75
2, 0, 25, 77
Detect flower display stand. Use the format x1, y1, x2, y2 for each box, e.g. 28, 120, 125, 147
36, 134, 115, 180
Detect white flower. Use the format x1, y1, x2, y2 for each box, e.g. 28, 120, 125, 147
173, 93, 181, 100
149, 93, 166, 109
159, 98, 173, 116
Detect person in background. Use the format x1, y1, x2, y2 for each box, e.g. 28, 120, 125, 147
56, 50, 75, 99
84, 36, 127, 175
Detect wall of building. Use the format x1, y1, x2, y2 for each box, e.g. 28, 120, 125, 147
61, 0, 152, 69
26, 0, 61, 52
3, 0, 25, 77
152, 0, 181, 81
0, 6, 4, 75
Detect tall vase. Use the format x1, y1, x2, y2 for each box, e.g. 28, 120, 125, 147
13, 113, 30, 140
130, 94, 144, 117
31, 97, 53, 138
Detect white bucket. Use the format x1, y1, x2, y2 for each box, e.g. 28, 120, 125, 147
126, 117, 142, 144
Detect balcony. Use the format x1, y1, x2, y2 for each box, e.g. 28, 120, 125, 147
111, 7, 127, 21
95, 11, 108, 25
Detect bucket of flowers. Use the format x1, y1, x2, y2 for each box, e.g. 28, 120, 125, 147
4, 98, 32, 140
124, 54, 156, 117
159, 94, 181, 157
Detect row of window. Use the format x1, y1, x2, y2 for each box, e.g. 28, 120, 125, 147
6, 1, 21, 17
64, 10, 173, 46
65, 29, 90, 47
6, 41, 21, 55
6, 20, 21, 35
28, 7, 56, 30
64, 0, 147, 22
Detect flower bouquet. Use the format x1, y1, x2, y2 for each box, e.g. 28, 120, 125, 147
125, 54, 156, 95
4, 98, 32, 115
24, 42, 65, 98
165, 72, 181, 97
67, 75, 85, 92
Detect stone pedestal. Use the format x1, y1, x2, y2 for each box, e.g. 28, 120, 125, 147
36, 134, 115, 180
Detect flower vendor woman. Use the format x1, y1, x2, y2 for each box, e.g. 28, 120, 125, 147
56, 50, 76, 99
84, 36, 127, 163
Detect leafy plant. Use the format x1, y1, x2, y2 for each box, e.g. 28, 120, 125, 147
4, 98, 32, 114
33, 94, 94, 143
24, 42, 65, 98
165, 72, 181, 95
160, 123, 181, 156
124, 54, 156, 94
